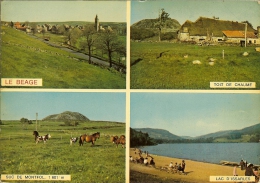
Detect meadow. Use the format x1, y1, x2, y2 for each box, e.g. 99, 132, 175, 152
130, 41, 260, 89
0, 120, 126, 183
1, 26, 125, 89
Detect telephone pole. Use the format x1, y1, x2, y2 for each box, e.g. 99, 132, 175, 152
244, 22, 247, 48
36, 112, 38, 131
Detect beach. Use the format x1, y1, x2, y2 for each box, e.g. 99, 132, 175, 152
130, 148, 249, 183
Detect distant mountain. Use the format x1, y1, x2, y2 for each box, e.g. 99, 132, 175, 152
195, 123, 260, 139
131, 18, 181, 32
134, 123, 260, 142
134, 128, 182, 140
195, 130, 234, 139
42, 111, 90, 121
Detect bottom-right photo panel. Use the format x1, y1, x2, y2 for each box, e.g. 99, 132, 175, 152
130, 92, 260, 183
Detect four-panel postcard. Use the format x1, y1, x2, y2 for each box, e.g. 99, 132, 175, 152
1, 0, 259, 183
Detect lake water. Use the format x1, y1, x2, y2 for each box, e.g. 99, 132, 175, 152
141, 143, 260, 165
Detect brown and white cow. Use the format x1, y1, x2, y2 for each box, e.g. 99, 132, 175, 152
70, 137, 78, 145
36, 134, 51, 144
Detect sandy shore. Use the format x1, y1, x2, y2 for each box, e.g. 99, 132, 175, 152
130, 148, 248, 183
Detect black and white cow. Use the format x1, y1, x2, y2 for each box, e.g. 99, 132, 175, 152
36, 134, 51, 144
70, 137, 78, 145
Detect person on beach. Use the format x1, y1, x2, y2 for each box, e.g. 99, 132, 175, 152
169, 161, 173, 168
253, 167, 259, 183
178, 163, 182, 171
245, 163, 254, 176
144, 158, 148, 166
240, 160, 245, 170
150, 157, 155, 166
174, 163, 178, 169
233, 165, 238, 176
182, 160, 186, 173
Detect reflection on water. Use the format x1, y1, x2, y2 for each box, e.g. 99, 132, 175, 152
141, 143, 260, 165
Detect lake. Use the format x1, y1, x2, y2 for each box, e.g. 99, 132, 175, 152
141, 143, 260, 165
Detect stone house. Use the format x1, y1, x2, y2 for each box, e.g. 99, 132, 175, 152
178, 17, 256, 43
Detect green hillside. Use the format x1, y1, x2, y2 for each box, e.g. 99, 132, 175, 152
1, 26, 125, 89
131, 18, 181, 31
197, 123, 260, 142
134, 128, 182, 140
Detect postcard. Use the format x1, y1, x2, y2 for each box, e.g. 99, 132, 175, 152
130, 0, 260, 89
1, 1, 127, 89
0, 91, 126, 182
130, 92, 260, 182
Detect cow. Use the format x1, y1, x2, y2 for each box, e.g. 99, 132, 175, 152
70, 137, 78, 145
36, 134, 51, 144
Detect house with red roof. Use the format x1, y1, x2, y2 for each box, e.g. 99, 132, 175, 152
178, 17, 260, 45
222, 30, 260, 45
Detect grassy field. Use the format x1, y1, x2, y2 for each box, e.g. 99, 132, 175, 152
130, 41, 260, 89
1, 26, 125, 89
0, 120, 126, 183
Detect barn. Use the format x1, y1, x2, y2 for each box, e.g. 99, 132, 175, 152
222, 30, 260, 45
178, 17, 258, 44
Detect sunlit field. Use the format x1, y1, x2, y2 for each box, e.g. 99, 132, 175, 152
0, 121, 126, 183
130, 41, 260, 89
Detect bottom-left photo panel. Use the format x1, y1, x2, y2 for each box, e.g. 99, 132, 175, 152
0, 91, 126, 183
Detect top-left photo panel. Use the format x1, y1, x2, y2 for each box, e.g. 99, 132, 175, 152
1, 1, 127, 89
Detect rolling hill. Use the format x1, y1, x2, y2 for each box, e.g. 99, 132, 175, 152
134, 128, 182, 140
42, 111, 90, 121
131, 18, 181, 32
1, 25, 125, 89
134, 123, 260, 142
196, 123, 260, 139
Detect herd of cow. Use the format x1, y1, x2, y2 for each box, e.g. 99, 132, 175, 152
33, 131, 126, 148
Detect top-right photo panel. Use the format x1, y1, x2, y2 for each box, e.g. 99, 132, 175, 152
130, 0, 260, 89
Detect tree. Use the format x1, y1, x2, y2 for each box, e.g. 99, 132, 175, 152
31, 23, 37, 35
80, 25, 97, 64
155, 8, 170, 42
97, 29, 125, 68
20, 117, 32, 129
65, 27, 82, 47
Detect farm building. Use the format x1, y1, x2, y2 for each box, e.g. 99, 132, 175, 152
178, 17, 258, 44
222, 30, 260, 45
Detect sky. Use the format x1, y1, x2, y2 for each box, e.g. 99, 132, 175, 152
130, 93, 260, 137
131, 0, 260, 29
1, 92, 126, 122
1, 1, 126, 22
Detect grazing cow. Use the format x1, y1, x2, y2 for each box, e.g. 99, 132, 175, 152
110, 136, 118, 144
70, 137, 78, 145
115, 135, 126, 148
33, 131, 39, 141
36, 134, 51, 144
